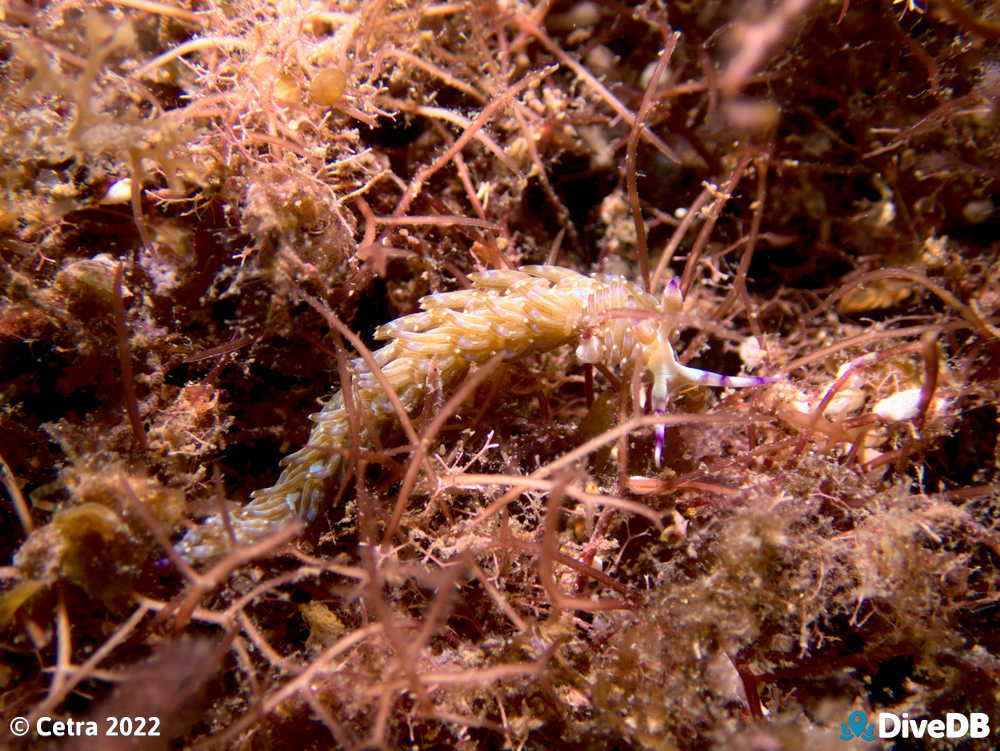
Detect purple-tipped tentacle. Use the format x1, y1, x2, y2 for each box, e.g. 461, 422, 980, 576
676, 364, 778, 389
654, 414, 665, 467
651, 378, 668, 467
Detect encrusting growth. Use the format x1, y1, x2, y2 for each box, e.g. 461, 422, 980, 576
176, 266, 773, 561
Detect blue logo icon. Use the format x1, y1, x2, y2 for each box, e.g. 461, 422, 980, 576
841, 711, 876, 740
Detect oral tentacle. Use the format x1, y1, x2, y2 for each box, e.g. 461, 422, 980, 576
674, 363, 778, 389
651, 363, 669, 467
654, 414, 666, 467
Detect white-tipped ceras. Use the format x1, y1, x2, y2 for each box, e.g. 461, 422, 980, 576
176, 265, 773, 561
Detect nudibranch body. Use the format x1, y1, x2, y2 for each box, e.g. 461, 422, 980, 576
176, 265, 772, 561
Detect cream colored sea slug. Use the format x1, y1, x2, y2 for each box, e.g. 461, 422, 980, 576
176, 265, 772, 562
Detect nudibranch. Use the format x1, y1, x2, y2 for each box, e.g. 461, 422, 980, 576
176, 265, 773, 561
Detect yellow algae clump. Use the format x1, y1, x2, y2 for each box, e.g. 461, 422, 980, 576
309, 66, 347, 106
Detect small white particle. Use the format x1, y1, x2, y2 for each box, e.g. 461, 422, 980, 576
100, 178, 133, 204
872, 388, 948, 422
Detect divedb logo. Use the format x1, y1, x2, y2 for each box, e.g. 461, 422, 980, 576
840, 710, 992, 741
